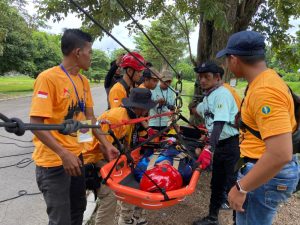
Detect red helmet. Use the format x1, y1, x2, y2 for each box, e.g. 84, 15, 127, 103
120, 52, 146, 71
140, 164, 183, 192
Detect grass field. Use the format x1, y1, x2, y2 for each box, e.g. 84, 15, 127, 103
0, 75, 101, 99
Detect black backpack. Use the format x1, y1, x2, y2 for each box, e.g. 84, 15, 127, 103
240, 84, 300, 154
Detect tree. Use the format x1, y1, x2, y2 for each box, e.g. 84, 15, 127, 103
0, 0, 34, 74
134, 19, 189, 70
85, 49, 110, 82
109, 48, 127, 62
35, 1, 300, 59
175, 57, 195, 81
31, 31, 62, 78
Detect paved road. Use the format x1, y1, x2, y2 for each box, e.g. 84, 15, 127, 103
0, 86, 107, 225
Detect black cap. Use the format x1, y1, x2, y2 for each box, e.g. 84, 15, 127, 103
216, 31, 265, 58
194, 61, 224, 77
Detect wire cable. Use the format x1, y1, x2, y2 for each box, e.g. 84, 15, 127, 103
0, 134, 32, 143
68, 0, 177, 95
0, 152, 32, 159
0, 158, 33, 169
0, 142, 34, 148
115, 0, 181, 78
0, 190, 41, 204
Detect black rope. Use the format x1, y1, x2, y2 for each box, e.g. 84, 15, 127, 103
68, 0, 177, 95
0, 134, 32, 143
115, 0, 181, 78
0, 152, 32, 159
0, 190, 41, 204
0, 114, 109, 137
0, 141, 34, 148
0, 158, 33, 169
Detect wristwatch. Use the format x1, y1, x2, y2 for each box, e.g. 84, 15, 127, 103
236, 180, 248, 194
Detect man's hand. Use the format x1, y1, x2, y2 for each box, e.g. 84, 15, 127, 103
228, 185, 246, 212
102, 143, 120, 161
60, 151, 83, 176
156, 98, 166, 106
196, 146, 212, 170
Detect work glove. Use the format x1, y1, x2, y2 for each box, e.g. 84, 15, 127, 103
196, 146, 212, 170
147, 127, 158, 137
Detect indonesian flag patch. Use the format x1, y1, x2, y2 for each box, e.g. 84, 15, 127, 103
37, 91, 48, 99
113, 98, 119, 103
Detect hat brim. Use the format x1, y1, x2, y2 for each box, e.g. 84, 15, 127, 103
216, 49, 228, 58
161, 78, 172, 82
217, 48, 265, 58
122, 98, 157, 110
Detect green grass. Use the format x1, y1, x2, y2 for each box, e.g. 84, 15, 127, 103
287, 82, 300, 94
0, 76, 35, 93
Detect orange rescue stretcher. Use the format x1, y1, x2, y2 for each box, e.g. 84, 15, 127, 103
100, 125, 204, 210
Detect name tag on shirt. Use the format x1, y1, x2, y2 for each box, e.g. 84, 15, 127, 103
77, 120, 93, 143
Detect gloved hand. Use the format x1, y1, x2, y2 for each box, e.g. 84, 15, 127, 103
147, 127, 158, 137
196, 146, 212, 170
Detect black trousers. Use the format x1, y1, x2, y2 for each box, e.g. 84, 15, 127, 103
36, 155, 86, 225
209, 135, 240, 217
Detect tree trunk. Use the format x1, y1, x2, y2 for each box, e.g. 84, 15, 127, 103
196, 0, 263, 82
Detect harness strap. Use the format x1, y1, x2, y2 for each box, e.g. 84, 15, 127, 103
147, 152, 160, 170
119, 78, 130, 97
173, 157, 180, 170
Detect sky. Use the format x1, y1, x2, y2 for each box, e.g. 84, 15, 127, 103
25, 1, 299, 56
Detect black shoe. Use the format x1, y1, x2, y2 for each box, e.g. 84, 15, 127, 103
192, 216, 219, 225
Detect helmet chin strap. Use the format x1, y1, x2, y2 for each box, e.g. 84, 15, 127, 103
126, 68, 136, 87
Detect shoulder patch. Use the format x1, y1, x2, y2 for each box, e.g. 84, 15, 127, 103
261, 105, 271, 115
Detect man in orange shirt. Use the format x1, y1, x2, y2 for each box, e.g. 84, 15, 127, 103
108, 52, 146, 109
139, 67, 160, 90
83, 88, 156, 225
30, 29, 119, 225
217, 31, 299, 225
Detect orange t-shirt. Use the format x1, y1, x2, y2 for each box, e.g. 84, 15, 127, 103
83, 107, 134, 164
223, 83, 242, 109
108, 82, 128, 108
240, 69, 296, 159
30, 66, 94, 167
139, 83, 146, 89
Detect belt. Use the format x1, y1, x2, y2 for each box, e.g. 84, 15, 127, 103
234, 156, 258, 172
243, 157, 258, 164
217, 135, 239, 146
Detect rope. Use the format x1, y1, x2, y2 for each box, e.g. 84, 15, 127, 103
109, 111, 174, 129
0, 114, 109, 136
115, 0, 181, 79
0, 142, 34, 148
0, 190, 41, 204
68, 0, 178, 96
0, 152, 32, 159
0, 158, 33, 169
0, 134, 32, 143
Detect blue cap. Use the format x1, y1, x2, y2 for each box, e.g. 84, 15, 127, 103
216, 31, 265, 58
194, 61, 224, 77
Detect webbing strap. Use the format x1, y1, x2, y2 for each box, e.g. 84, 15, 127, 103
147, 152, 160, 170
109, 111, 174, 129
173, 157, 180, 170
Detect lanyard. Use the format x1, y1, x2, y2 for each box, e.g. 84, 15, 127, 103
60, 64, 85, 112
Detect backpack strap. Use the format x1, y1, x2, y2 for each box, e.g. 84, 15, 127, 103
240, 119, 262, 140
119, 78, 130, 97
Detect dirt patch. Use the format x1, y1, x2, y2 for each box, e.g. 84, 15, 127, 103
89, 172, 300, 225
